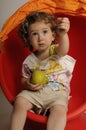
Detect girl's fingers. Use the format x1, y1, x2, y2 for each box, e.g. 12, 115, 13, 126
56, 17, 70, 33
57, 17, 70, 24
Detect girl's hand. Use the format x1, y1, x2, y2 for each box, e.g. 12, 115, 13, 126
56, 17, 70, 36
21, 76, 43, 91
26, 77, 43, 91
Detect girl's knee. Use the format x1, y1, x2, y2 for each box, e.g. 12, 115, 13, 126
14, 96, 33, 111
50, 104, 67, 114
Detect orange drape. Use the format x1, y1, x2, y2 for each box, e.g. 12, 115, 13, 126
0, 0, 86, 41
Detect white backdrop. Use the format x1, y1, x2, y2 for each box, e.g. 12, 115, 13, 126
0, 0, 28, 30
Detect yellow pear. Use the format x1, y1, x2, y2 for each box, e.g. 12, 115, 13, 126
30, 70, 48, 85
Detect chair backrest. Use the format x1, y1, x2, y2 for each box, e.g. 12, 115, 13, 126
0, 16, 86, 123
0, 27, 31, 103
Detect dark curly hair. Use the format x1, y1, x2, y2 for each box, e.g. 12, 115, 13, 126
18, 11, 58, 51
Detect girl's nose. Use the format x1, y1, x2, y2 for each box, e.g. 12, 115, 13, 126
38, 33, 43, 41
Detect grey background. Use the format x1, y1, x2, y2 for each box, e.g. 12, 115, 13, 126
0, 1, 28, 130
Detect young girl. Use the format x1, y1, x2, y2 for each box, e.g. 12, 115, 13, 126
10, 11, 76, 130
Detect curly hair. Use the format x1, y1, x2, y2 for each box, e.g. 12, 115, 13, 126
18, 11, 58, 51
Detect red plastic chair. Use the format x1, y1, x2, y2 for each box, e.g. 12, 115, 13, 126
0, 15, 86, 130
0, 0, 86, 129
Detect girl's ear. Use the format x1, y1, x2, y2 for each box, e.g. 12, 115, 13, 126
52, 32, 56, 41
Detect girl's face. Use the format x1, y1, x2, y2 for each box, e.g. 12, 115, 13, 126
28, 21, 55, 52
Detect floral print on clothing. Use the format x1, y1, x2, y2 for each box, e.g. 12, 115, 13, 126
22, 53, 76, 94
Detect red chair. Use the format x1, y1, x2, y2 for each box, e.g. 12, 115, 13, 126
0, 0, 86, 130
0, 15, 86, 130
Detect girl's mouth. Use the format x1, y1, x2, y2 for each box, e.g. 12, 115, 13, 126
39, 43, 45, 46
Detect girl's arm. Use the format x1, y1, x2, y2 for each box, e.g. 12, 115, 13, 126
21, 77, 43, 91
55, 17, 70, 56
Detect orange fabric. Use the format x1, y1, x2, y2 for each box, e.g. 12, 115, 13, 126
0, 0, 86, 42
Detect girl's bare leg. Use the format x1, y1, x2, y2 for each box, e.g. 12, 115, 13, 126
47, 105, 67, 130
10, 96, 33, 130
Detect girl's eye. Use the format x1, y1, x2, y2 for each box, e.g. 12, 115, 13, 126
31, 32, 38, 36
43, 30, 48, 34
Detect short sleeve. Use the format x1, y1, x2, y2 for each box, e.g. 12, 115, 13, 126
63, 55, 76, 73
22, 63, 31, 78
